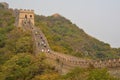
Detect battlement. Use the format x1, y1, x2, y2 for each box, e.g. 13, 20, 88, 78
19, 9, 34, 13
14, 9, 34, 13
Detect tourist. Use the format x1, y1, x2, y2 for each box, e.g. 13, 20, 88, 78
47, 49, 50, 53
42, 49, 44, 52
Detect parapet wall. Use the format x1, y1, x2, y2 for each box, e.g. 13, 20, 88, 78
46, 51, 120, 69
14, 9, 34, 15
19, 9, 34, 13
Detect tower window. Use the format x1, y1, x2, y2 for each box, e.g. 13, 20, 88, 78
25, 15, 27, 18
30, 15, 32, 18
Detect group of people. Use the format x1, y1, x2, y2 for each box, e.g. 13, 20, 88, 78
22, 19, 34, 30
22, 20, 51, 54
34, 30, 50, 53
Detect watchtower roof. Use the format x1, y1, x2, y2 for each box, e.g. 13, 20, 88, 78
18, 9, 34, 13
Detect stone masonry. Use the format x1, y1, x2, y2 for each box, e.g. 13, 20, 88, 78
14, 9, 34, 27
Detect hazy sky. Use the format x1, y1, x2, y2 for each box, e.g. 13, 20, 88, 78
1, 0, 120, 48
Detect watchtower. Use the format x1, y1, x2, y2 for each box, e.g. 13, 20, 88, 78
15, 9, 34, 27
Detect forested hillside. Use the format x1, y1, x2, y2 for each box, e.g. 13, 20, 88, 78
0, 6, 119, 80
0, 7, 60, 80
35, 14, 120, 60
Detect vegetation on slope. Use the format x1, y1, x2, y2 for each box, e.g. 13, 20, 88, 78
35, 14, 120, 59
60, 67, 118, 80
0, 8, 34, 66
0, 53, 59, 80
0, 6, 119, 80
0, 7, 59, 80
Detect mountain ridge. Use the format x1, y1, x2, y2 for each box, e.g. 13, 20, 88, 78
35, 14, 120, 59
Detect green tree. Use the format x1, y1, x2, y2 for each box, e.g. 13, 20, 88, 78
0, 34, 6, 48
88, 69, 112, 80
0, 53, 55, 80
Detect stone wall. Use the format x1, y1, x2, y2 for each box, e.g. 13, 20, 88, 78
14, 9, 120, 70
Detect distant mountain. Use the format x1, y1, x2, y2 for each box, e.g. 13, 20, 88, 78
35, 14, 120, 59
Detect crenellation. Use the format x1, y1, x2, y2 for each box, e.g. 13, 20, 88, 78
19, 9, 34, 12
31, 9, 33, 11
20, 9, 23, 10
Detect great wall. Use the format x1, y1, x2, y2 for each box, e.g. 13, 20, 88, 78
14, 9, 120, 74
